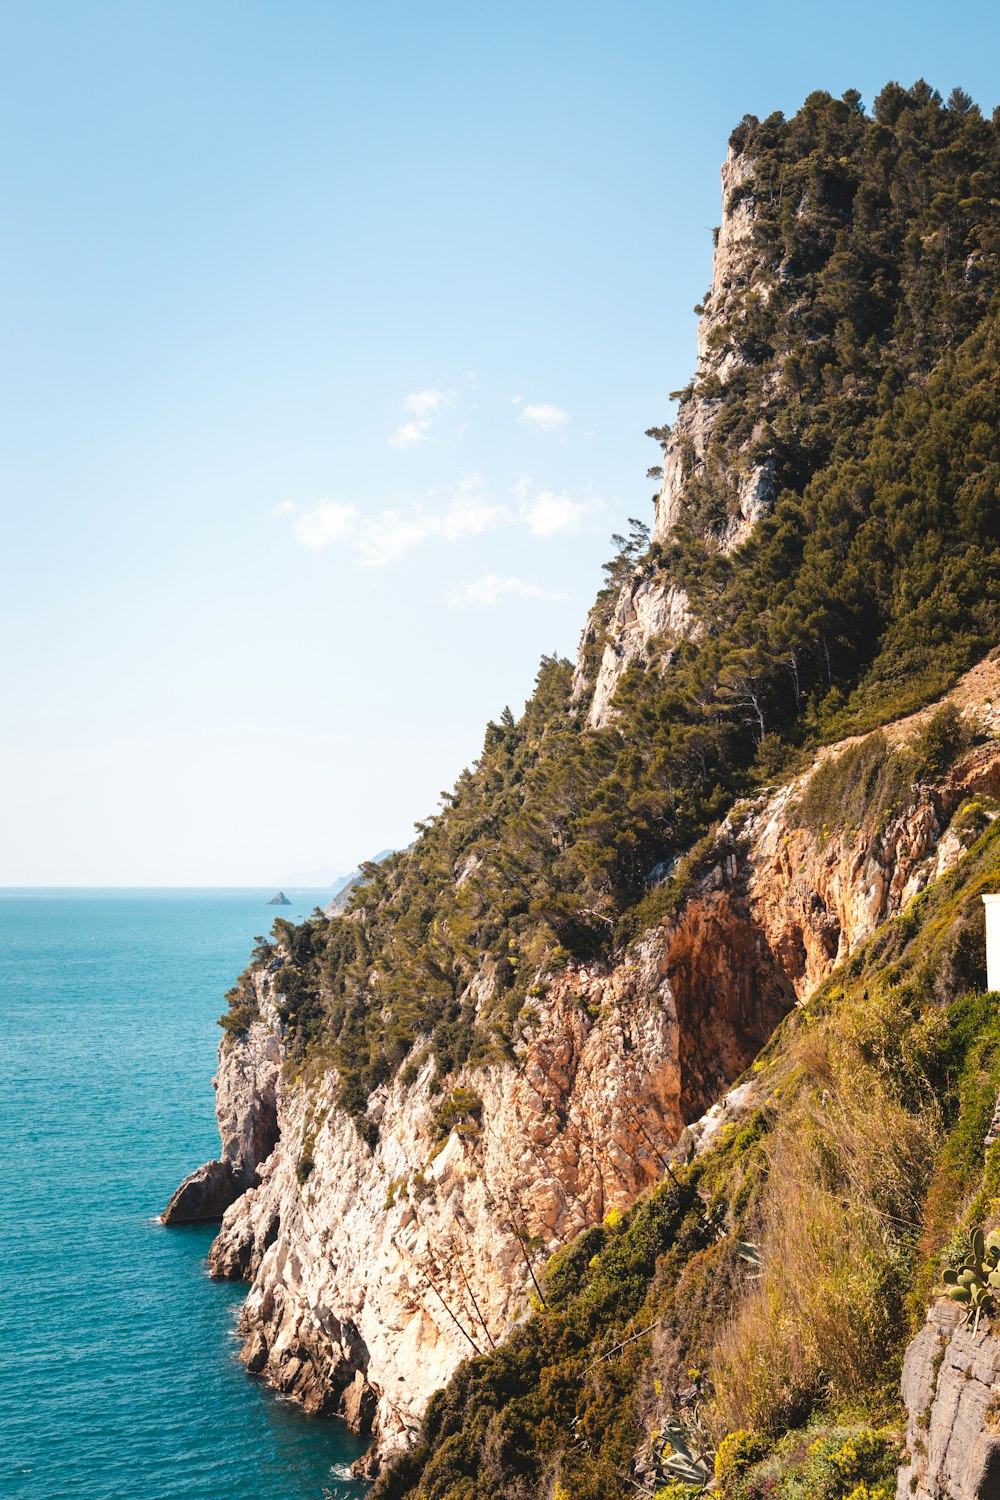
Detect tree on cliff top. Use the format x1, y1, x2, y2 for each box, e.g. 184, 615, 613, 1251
223, 80, 1000, 1137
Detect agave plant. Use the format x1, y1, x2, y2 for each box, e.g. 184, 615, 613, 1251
736, 1240, 762, 1277
657, 1417, 713, 1487
942, 1227, 1000, 1334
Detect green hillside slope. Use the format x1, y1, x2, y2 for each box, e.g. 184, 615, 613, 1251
223, 81, 1000, 1137
218, 80, 1000, 1499
372, 799, 1000, 1499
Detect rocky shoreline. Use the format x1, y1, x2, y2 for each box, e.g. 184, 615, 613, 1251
165, 655, 1000, 1476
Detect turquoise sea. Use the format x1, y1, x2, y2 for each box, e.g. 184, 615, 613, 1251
0, 889, 369, 1500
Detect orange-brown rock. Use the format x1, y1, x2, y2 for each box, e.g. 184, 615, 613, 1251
172, 653, 1000, 1473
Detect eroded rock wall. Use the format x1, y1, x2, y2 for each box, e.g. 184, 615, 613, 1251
577, 145, 776, 729
161, 969, 281, 1225
897, 1301, 1000, 1500
173, 658, 1000, 1471
204, 956, 687, 1463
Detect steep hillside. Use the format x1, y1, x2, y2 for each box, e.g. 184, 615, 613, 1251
217, 82, 1000, 1138
176, 658, 1000, 1487
371, 679, 1000, 1499
166, 80, 1000, 1492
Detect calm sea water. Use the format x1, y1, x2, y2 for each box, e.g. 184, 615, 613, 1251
0, 889, 369, 1500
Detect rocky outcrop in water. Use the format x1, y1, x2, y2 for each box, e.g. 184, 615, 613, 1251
170, 656, 1000, 1470
160, 1158, 244, 1225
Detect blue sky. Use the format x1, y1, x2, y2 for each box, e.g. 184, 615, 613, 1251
3, 0, 999, 885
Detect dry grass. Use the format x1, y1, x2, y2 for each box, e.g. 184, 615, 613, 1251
709, 1016, 937, 1436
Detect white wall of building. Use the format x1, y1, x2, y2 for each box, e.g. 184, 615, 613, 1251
983, 896, 1000, 991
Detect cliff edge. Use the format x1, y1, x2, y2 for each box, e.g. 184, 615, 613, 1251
168, 654, 1000, 1468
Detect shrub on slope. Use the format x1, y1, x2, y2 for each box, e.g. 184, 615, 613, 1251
372, 819, 1000, 1499
223, 82, 1000, 1140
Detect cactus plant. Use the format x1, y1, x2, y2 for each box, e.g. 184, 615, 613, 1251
942, 1227, 1000, 1333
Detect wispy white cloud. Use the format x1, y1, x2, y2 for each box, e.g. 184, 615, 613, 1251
279, 451, 602, 570
278, 477, 510, 567
388, 418, 435, 449
519, 487, 596, 537
402, 387, 451, 418
358, 482, 507, 566
387, 386, 455, 448
520, 401, 570, 431
446, 573, 568, 608
276, 499, 361, 549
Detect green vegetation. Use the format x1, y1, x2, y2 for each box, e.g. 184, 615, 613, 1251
915, 704, 971, 780
221, 83, 1000, 1136
208, 80, 1000, 1497
941, 1226, 1000, 1330
218, 996, 259, 1037
790, 707, 970, 840
717, 1426, 899, 1500
432, 1087, 484, 1143
296, 1137, 315, 1185
791, 732, 916, 839
714, 1429, 771, 1489
216, 936, 270, 1039
370, 820, 1000, 1500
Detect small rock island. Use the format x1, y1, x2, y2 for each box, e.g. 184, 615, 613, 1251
266, 891, 291, 906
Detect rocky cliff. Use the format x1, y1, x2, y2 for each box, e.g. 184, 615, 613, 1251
575, 146, 775, 729
162, 963, 281, 1225
897, 1302, 1000, 1500
169, 653, 1000, 1473
166, 86, 1000, 1492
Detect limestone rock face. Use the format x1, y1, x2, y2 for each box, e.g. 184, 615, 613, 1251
577, 576, 696, 731
657, 147, 766, 545
897, 1301, 1000, 1500
205, 961, 689, 1468
162, 979, 281, 1224
341, 1371, 379, 1436
576, 146, 775, 729
694, 148, 758, 375
174, 657, 1000, 1473
738, 687, 1000, 1006
213, 1011, 282, 1180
